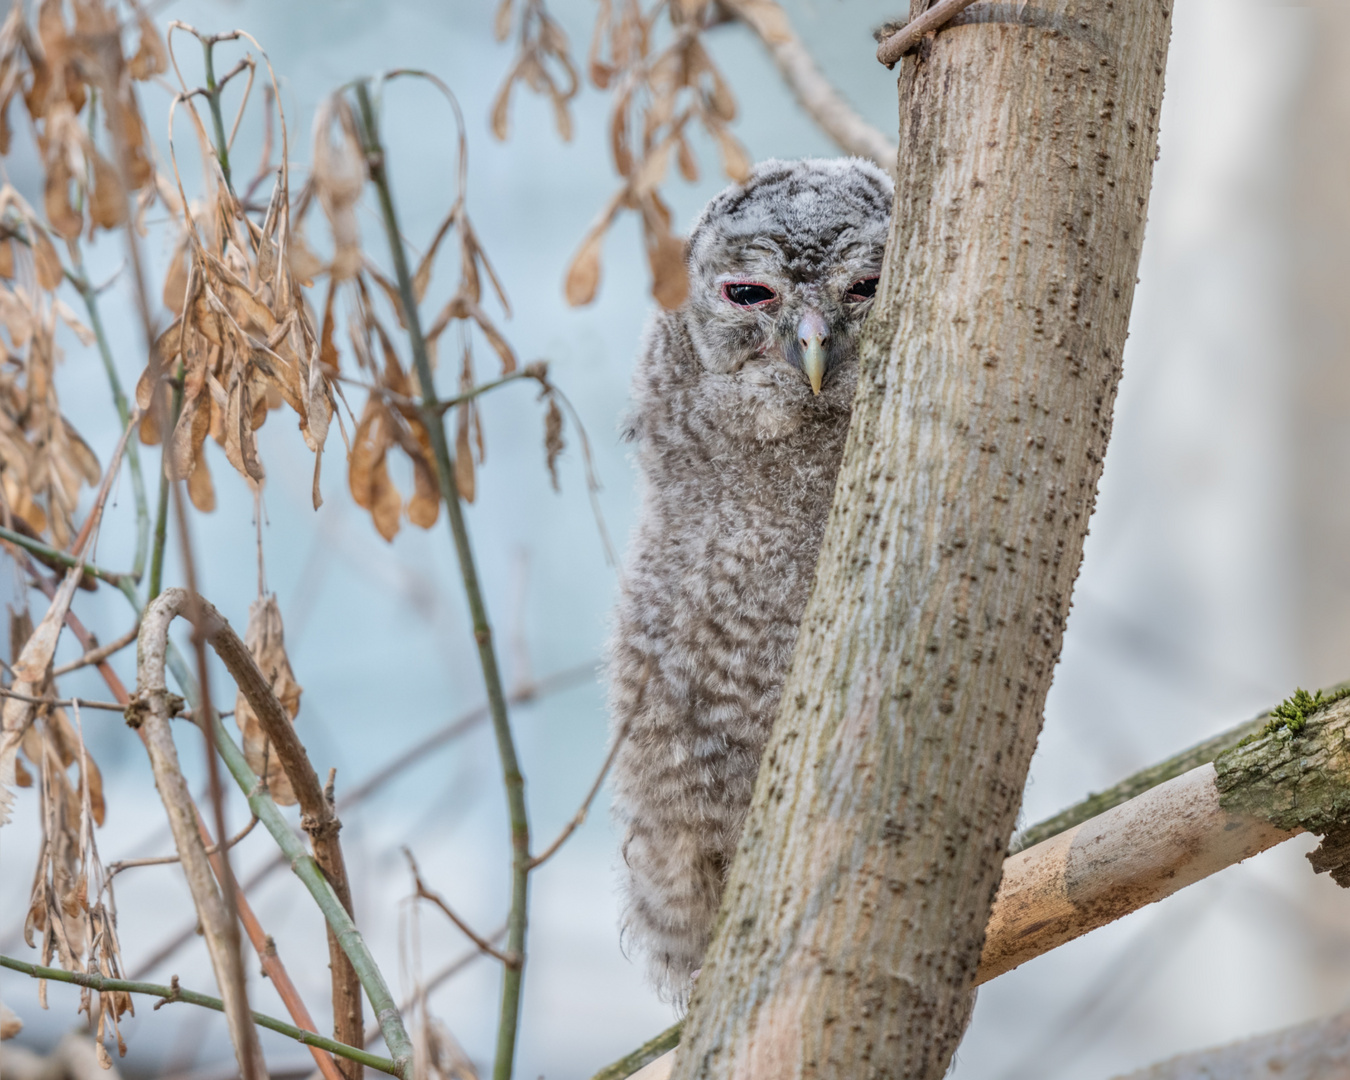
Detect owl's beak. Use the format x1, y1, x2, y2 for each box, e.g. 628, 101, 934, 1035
798, 311, 829, 395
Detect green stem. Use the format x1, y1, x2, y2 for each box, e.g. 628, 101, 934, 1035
201, 38, 233, 189
159, 640, 414, 1079
147, 373, 183, 603
0, 526, 127, 586
0, 955, 398, 1076
588, 1023, 682, 1080
353, 81, 530, 1080
70, 262, 150, 581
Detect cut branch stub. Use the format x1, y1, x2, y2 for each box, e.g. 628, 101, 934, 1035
1216, 695, 1350, 887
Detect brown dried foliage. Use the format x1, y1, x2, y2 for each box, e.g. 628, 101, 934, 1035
309, 78, 519, 535
490, 0, 579, 143
11, 608, 130, 1067
136, 36, 334, 513
0, 0, 172, 553
232, 594, 303, 804
493, 0, 751, 308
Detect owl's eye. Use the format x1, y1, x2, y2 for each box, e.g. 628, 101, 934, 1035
846, 276, 879, 301
723, 282, 777, 307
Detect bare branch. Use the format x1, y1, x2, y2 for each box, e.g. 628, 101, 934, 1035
129, 615, 266, 1080
107, 815, 259, 880
529, 718, 629, 870
1116, 1005, 1350, 1080
0, 688, 129, 713
874, 0, 982, 69
52, 623, 141, 677
723, 0, 896, 169
0, 955, 398, 1078
404, 849, 516, 966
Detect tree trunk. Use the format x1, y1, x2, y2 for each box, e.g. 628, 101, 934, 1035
669, 4, 1174, 1077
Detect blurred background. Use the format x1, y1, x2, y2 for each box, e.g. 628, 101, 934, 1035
1, 0, 1348, 1078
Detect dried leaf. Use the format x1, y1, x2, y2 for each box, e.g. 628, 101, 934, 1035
89, 151, 126, 229
564, 227, 604, 307
187, 443, 215, 512
162, 243, 189, 315
454, 404, 475, 503
710, 122, 751, 183
1, 1002, 21, 1040
642, 210, 687, 310
127, 11, 167, 80
32, 228, 62, 290
544, 396, 563, 490
494, 0, 515, 41
234, 595, 303, 805
0, 567, 81, 825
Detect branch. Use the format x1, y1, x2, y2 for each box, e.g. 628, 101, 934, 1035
617, 692, 1350, 1079
874, 0, 983, 68
0, 525, 129, 588
51, 622, 140, 677
128, 663, 597, 980
353, 79, 530, 1080
0, 956, 398, 1077
197, 591, 365, 1063
133, 588, 413, 1079
1115, 1005, 1350, 1080
1008, 703, 1291, 853
588, 1025, 683, 1080
405, 850, 516, 966
721, 0, 896, 169
128, 622, 267, 1080
107, 815, 259, 880
529, 717, 629, 870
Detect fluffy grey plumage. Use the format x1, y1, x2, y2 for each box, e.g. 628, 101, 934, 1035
607, 157, 894, 999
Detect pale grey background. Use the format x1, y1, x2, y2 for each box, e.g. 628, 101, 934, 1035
1, 1, 1347, 1078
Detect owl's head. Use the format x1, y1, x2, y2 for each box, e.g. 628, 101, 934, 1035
681, 158, 893, 399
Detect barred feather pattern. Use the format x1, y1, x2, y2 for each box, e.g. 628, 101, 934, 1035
607, 158, 893, 1000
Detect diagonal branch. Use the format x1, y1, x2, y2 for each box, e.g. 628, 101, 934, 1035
0, 956, 398, 1077
720, 0, 896, 169
608, 690, 1350, 1080
134, 587, 412, 1078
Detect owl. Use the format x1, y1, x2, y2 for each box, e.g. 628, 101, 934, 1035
606, 157, 895, 1000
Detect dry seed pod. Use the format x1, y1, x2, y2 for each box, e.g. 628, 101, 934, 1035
234, 595, 303, 805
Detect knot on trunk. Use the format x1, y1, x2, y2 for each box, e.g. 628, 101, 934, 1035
124, 689, 184, 729
300, 812, 342, 842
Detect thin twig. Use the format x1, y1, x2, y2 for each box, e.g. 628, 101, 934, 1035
875, 0, 983, 68
107, 815, 259, 880
0, 687, 128, 712
404, 849, 516, 966
528, 719, 628, 869
353, 78, 529, 1080
124, 662, 597, 981
52, 623, 140, 677
587, 1023, 683, 1080
67, 244, 151, 582
0, 524, 128, 587
0, 956, 398, 1077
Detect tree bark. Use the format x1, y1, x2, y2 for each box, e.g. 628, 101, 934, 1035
669, 4, 1174, 1078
